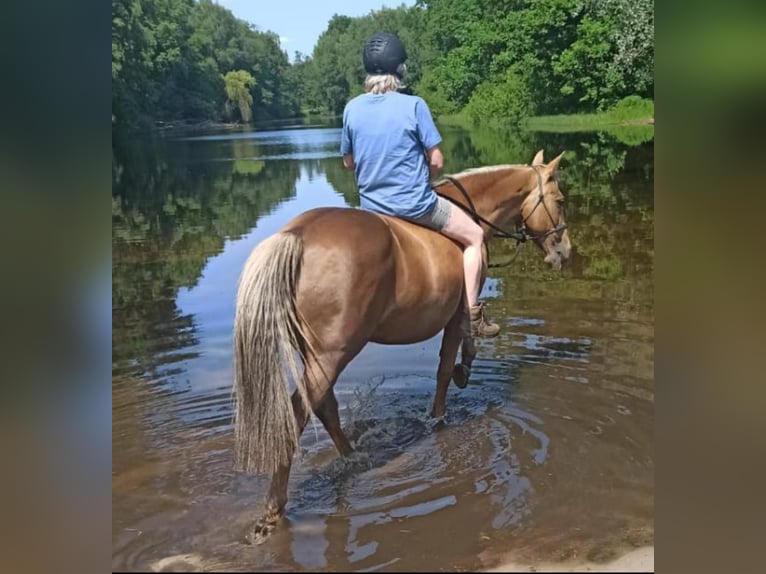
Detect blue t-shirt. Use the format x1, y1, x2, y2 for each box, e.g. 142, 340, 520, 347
341, 92, 442, 219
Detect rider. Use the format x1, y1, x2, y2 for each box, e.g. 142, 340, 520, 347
340, 31, 500, 338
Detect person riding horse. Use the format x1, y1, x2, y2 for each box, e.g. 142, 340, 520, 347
341, 32, 500, 338
232, 31, 571, 544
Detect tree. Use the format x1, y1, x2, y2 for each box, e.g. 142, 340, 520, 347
112, 0, 299, 132
590, 0, 654, 100
418, 0, 653, 117
223, 70, 256, 123
112, 0, 654, 131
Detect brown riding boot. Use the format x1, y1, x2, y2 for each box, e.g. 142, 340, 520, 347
470, 303, 500, 338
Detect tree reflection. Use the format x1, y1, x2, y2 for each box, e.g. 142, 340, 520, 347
436, 125, 654, 283
112, 125, 653, 389
112, 136, 300, 385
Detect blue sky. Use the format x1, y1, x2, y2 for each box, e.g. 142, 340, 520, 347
215, 0, 416, 61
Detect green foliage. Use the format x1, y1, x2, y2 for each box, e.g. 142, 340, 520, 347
302, 8, 431, 115
223, 70, 255, 123
112, 0, 299, 133
608, 96, 654, 121
415, 69, 460, 117
112, 0, 653, 132
288, 0, 652, 119
592, 0, 654, 99
553, 16, 622, 109
420, 0, 654, 121
463, 67, 533, 125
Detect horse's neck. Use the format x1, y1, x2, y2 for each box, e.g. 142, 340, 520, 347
438, 167, 530, 234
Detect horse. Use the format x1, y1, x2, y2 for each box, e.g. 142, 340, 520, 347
233, 149, 572, 543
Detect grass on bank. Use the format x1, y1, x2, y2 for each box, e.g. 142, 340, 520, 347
524, 96, 654, 132
436, 96, 654, 132
434, 96, 654, 146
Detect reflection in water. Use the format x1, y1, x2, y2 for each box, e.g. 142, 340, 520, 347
112, 123, 653, 572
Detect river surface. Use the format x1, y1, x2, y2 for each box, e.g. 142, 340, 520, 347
112, 120, 654, 571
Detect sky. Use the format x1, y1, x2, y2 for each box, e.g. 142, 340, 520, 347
215, 0, 416, 62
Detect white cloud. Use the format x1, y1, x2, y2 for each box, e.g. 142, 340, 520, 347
280, 36, 290, 44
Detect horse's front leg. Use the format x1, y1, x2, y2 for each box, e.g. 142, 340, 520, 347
246, 391, 309, 545
432, 311, 465, 419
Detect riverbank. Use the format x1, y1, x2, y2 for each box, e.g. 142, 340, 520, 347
436, 96, 654, 134
154, 119, 240, 131
485, 546, 654, 572
145, 114, 341, 138
524, 96, 654, 132
525, 115, 653, 132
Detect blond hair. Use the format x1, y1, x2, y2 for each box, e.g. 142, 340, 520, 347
364, 73, 406, 94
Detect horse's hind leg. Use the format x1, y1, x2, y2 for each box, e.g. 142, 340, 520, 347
246, 390, 310, 545
432, 311, 466, 419
247, 353, 353, 544
315, 391, 353, 456
452, 335, 476, 389
308, 349, 361, 457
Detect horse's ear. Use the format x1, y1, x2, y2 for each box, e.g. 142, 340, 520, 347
532, 149, 545, 166
545, 152, 565, 175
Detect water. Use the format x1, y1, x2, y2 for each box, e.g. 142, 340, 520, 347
112, 120, 653, 571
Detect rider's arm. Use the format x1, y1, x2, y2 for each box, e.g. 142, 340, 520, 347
343, 153, 356, 171
414, 97, 443, 181
426, 146, 443, 180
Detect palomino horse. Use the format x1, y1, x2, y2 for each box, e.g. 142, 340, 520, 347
233, 149, 571, 543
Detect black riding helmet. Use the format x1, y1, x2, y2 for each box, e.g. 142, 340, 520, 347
363, 32, 407, 78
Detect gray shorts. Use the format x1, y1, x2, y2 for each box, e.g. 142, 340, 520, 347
408, 195, 453, 231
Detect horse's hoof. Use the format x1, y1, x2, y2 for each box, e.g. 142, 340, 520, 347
245, 521, 276, 545
452, 364, 470, 388
429, 412, 446, 424
244, 513, 282, 545
431, 416, 447, 431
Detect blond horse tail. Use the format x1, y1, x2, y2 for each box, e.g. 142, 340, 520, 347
233, 232, 311, 474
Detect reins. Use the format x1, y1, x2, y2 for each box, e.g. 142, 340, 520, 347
436, 166, 567, 268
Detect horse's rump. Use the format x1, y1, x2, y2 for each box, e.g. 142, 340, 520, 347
284, 207, 465, 346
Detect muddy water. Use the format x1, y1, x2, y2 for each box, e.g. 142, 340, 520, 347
112, 122, 653, 571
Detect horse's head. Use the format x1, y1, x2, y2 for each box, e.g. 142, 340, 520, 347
521, 150, 572, 271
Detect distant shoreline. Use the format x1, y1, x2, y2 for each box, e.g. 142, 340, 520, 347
144, 115, 341, 138
524, 115, 654, 133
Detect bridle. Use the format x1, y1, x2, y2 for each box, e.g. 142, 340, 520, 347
437, 165, 568, 267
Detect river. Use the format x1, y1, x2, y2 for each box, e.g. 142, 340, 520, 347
112, 119, 653, 571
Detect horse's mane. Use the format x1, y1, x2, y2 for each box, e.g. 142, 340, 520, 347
433, 164, 528, 189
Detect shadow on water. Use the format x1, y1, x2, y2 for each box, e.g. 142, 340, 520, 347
112, 121, 653, 572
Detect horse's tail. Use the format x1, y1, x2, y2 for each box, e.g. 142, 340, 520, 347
233, 231, 311, 475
